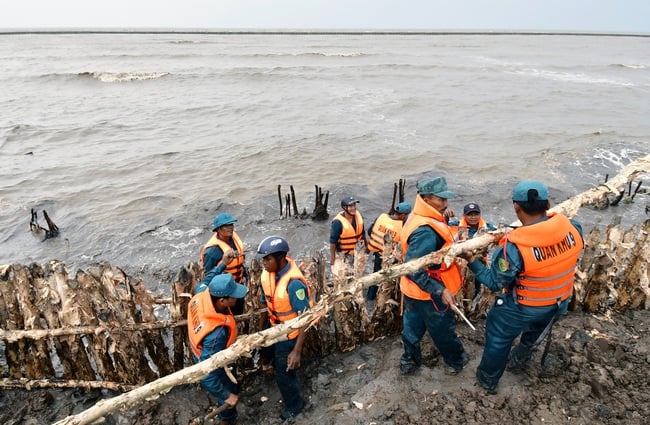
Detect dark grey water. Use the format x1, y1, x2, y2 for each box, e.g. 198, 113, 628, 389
1, 33, 649, 291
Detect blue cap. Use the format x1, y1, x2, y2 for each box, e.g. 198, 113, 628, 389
417, 177, 457, 199
208, 273, 247, 299
463, 203, 481, 215
341, 196, 360, 207
395, 202, 412, 214
212, 213, 237, 231
512, 181, 548, 202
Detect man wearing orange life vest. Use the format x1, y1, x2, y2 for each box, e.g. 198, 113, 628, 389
200, 212, 246, 315
329, 196, 367, 267
187, 273, 248, 425
399, 176, 469, 376
464, 181, 584, 394
458, 202, 497, 239
257, 236, 313, 421
366, 201, 412, 300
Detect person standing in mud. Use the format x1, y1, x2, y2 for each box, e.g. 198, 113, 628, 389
187, 273, 248, 425
366, 201, 412, 300
399, 177, 469, 375
257, 236, 313, 421
329, 196, 367, 267
200, 212, 247, 315
462, 181, 584, 394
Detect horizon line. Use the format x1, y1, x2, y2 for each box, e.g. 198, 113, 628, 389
1, 28, 649, 38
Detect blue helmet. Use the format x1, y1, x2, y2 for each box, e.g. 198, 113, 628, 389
256, 236, 289, 258
212, 213, 237, 231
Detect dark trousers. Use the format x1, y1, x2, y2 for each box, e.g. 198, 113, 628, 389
477, 294, 569, 391
401, 295, 467, 370
273, 339, 304, 414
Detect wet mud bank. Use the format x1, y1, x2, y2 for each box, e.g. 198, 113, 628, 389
2, 309, 648, 425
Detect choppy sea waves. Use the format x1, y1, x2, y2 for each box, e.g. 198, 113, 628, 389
0, 32, 649, 292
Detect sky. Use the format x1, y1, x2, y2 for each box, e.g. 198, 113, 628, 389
2, 0, 649, 34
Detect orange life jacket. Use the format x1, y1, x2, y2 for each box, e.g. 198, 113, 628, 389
503, 213, 584, 307
332, 211, 364, 254
399, 195, 463, 299
458, 217, 488, 235
367, 213, 402, 253
200, 232, 245, 281
187, 290, 237, 358
260, 257, 313, 340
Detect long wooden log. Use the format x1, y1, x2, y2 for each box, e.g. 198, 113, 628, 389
550, 154, 648, 218
0, 320, 187, 343
52, 241, 496, 425
0, 378, 136, 392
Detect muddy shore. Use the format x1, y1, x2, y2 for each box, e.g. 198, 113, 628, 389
2, 308, 648, 425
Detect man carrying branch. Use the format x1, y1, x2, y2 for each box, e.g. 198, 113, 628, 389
188, 273, 248, 425
399, 176, 469, 376
462, 181, 584, 394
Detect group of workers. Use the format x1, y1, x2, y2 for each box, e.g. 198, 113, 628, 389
187, 176, 585, 423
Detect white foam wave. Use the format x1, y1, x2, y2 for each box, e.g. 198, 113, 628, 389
81, 71, 169, 83
592, 147, 642, 169
251, 52, 366, 58
611, 63, 646, 69
505, 68, 633, 87
299, 52, 365, 57
151, 226, 203, 241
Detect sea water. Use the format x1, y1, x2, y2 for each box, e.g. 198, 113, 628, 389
1, 32, 649, 292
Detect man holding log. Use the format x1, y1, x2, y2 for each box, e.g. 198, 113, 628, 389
200, 212, 247, 315
462, 181, 584, 394
257, 236, 313, 421
399, 176, 469, 375
187, 273, 248, 425
366, 201, 412, 300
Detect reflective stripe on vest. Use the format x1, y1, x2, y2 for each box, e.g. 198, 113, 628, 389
504, 213, 584, 307
200, 232, 245, 281
333, 211, 364, 254
368, 213, 402, 253
187, 290, 237, 359
260, 257, 313, 340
